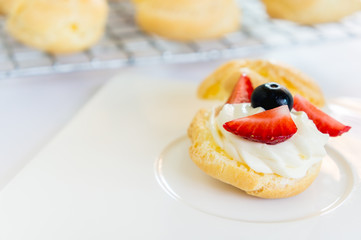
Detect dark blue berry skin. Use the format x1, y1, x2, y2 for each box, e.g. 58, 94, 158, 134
251, 82, 293, 111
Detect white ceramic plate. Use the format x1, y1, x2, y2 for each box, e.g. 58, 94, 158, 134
156, 136, 355, 223
0, 75, 360, 239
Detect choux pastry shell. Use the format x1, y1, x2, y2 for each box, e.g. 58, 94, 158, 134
6, 0, 108, 54
134, 0, 241, 41
197, 59, 325, 107
262, 0, 361, 24
189, 59, 326, 198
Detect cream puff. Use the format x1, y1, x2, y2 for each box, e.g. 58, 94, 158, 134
188, 59, 350, 198
262, 0, 361, 24
134, 0, 241, 41
6, 0, 108, 54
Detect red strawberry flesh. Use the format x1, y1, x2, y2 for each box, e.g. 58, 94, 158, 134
293, 94, 351, 137
223, 105, 297, 145
226, 74, 254, 104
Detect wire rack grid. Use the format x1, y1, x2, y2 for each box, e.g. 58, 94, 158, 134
0, 0, 360, 79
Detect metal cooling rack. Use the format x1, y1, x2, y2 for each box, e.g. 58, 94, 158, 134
0, 0, 361, 79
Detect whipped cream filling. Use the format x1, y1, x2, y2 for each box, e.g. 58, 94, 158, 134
209, 103, 329, 179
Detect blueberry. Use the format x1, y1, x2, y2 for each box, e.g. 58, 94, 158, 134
251, 82, 293, 111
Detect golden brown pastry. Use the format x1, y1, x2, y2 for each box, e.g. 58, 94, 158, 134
6, 0, 108, 54
262, 0, 361, 24
188, 59, 333, 199
197, 59, 325, 107
134, 0, 241, 41
188, 109, 323, 199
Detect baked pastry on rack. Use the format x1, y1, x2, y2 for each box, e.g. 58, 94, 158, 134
134, 0, 241, 41
188, 59, 350, 198
5, 0, 108, 54
261, 0, 361, 24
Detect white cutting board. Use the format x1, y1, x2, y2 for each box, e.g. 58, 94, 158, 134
0, 73, 360, 240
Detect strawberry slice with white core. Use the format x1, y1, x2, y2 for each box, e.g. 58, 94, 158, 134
293, 94, 351, 137
223, 105, 297, 145
226, 74, 254, 104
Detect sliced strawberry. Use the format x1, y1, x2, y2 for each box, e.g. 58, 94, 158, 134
223, 105, 297, 145
293, 94, 351, 137
226, 74, 254, 104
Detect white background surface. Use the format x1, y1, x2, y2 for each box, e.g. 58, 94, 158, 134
0, 39, 360, 239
